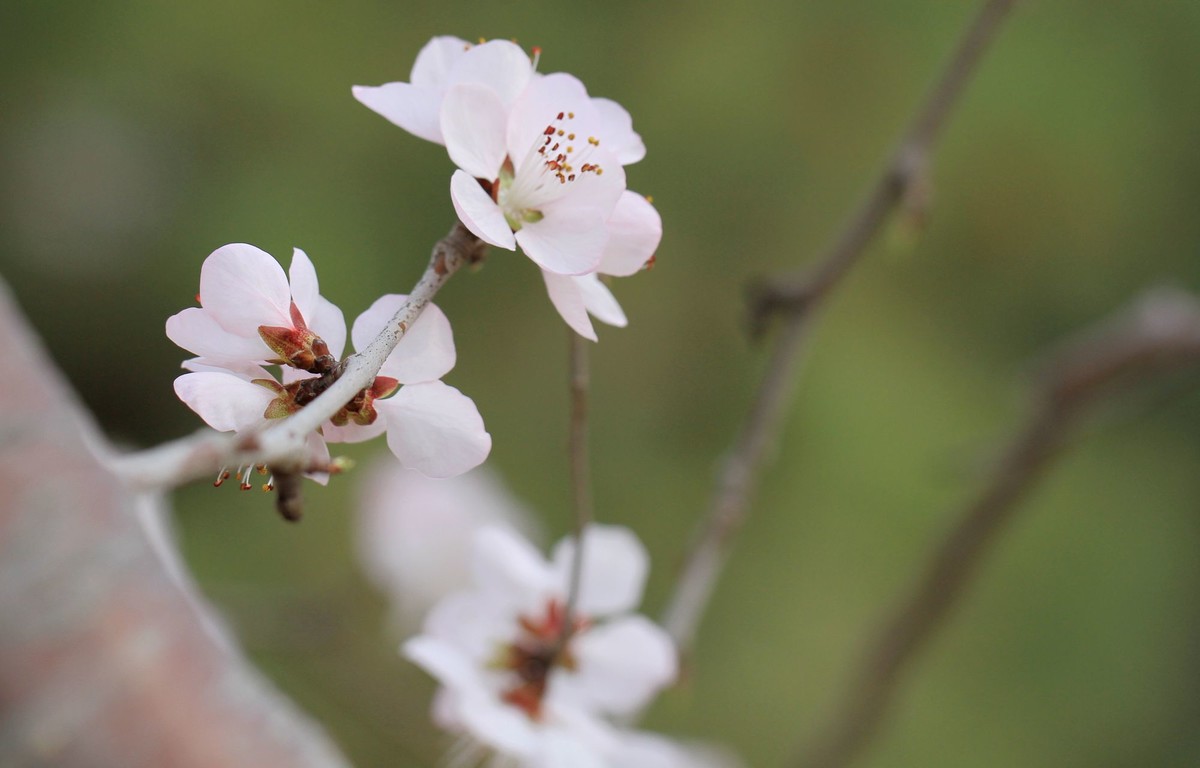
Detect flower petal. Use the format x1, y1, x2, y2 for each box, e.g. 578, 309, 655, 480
441, 83, 509, 181
310, 296, 347, 360
198, 243, 292, 333
576, 273, 627, 328
560, 614, 677, 715
173, 371, 275, 432
591, 97, 646, 165
351, 294, 456, 383
378, 381, 491, 477
541, 271, 597, 341
165, 307, 270, 363
451, 170, 516, 249
352, 82, 446, 145
516, 209, 608, 276
551, 524, 648, 616
599, 191, 661, 277
506, 73, 595, 164
319, 418, 387, 445
450, 40, 534, 106
456, 691, 539, 757
470, 525, 555, 609
411, 35, 472, 87
287, 247, 319, 327
302, 430, 332, 486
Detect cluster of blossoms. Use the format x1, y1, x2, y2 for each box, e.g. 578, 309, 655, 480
166, 243, 491, 495
354, 36, 662, 341
164, 33, 713, 766
361, 465, 734, 767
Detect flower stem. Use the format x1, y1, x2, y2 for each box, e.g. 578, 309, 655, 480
560, 329, 593, 645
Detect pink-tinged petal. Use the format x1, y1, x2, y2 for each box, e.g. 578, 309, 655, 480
320, 418, 387, 445
441, 83, 510, 180
608, 732, 741, 768
577, 273, 627, 328
591, 97, 646, 165
470, 525, 555, 607
456, 692, 539, 756
310, 296, 347, 360
506, 73, 595, 163
530, 730, 607, 768
450, 40, 534, 106
411, 36, 472, 87
287, 247, 319, 325
166, 307, 270, 362
173, 371, 275, 433
516, 210, 608, 276
562, 615, 677, 716
352, 82, 446, 145
352, 294, 456, 383
404, 635, 482, 692
421, 590, 514, 658
541, 271, 597, 341
551, 524, 648, 616
198, 243, 292, 332
378, 381, 491, 478
302, 430, 332, 486
181, 358, 272, 379
599, 191, 661, 277
540, 150, 626, 216
451, 170, 516, 249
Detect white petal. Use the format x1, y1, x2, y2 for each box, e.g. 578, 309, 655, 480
173, 371, 275, 432
577, 273, 627, 328
599, 191, 661, 277
450, 40, 534, 106
563, 615, 677, 715
310, 296, 347, 360
287, 247, 319, 327
404, 635, 482, 692
180, 359, 272, 379
411, 36, 472, 87
591, 97, 646, 165
530, 729, 608, 768
319, 418, 387, 445
470, 525, 555, 608
541, 271, 597, 341
351, 294, 456, 383
302, 430, 332, 486
516, 211, 608, 276
457, 692, 539, 757
378, 381, 491, 477
352, 82, 446, 145
551, 524, 648, 616
506, 73, 595, 164
441, 83, 509, 181
165, 307, 270, 362
451, 170, 516, 249
198, 243, 292, 332
608, 732, 741, 768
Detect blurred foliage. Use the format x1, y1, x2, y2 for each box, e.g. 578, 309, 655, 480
3, 1, 1200, 766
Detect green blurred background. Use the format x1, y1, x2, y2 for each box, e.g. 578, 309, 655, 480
3, 1, 1200, 765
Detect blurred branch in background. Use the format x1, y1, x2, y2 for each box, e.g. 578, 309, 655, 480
561, 330, 593, 641
0, 278, 349, 768
797, 287, 1200, 768
661, 0, 1019, 654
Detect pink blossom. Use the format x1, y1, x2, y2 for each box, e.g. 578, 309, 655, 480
166, 245, 490, 479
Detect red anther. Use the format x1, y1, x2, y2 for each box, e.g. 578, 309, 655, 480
544, 125, 555, 135
556, 111, 564, 120
531, 46, 542, 56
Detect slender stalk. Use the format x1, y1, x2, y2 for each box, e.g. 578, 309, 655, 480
106, 222, 485, 491
661, 0, 1019, 655
796, 288, 1200, 768
561, 330, 593, 641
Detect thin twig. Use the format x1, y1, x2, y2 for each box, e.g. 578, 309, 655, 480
796, 288, 1200, 768
561, 329, 593, 643
661, 0, 1019, 652
106, 222, 485, 491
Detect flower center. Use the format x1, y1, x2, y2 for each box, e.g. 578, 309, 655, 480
498, 110, 605, 231
495, 599, 590, 720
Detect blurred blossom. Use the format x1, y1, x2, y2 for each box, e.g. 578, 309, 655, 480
355, 36, 660, 340
356, 463, 541, 633
404, 523, 696, 766
166, 244, 491, 483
